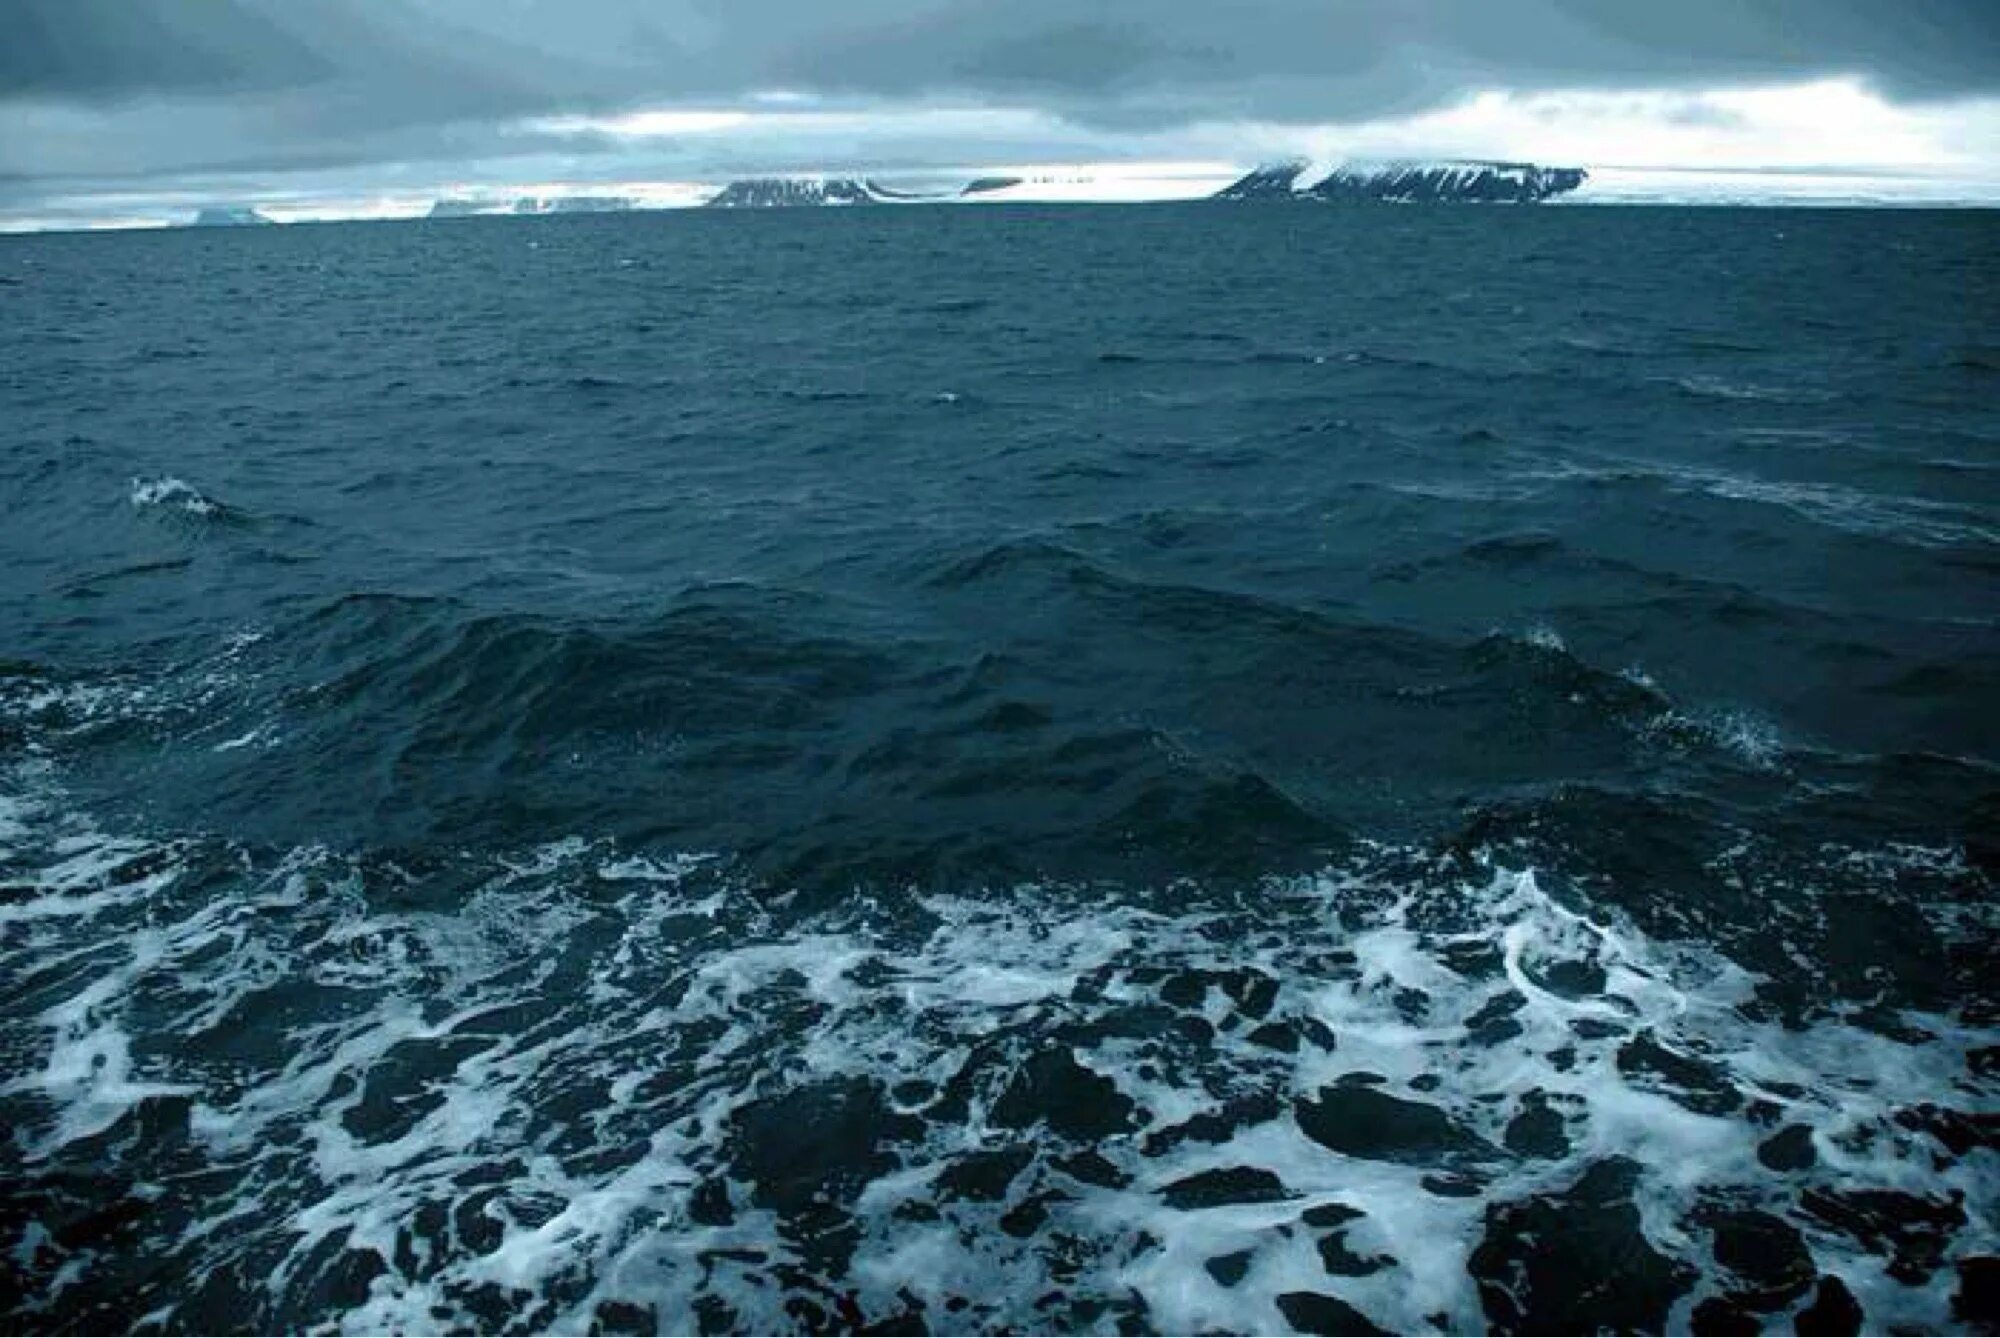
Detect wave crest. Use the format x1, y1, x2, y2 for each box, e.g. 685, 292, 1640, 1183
0, 757, 1991, 1334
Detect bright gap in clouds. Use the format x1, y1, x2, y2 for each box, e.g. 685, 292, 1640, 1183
526, 110, 754, 136
529, 76, 2000, 194
1287, 79, 1999, 175
536, 76, 2000, 175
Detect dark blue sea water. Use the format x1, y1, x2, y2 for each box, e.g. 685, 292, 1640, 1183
2, 205, 1997, 1334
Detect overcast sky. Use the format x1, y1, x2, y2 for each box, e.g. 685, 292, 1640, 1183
5, 0, 2000, 226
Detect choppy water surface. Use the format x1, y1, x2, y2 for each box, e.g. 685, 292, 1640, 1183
1, 205, 1997, 1333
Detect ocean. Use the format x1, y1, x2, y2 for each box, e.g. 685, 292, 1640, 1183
1, 204, 1995, 1333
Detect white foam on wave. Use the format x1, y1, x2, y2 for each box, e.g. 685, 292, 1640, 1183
5, 626, 1992, 1333
1690, 469, 2000, 549
24, 922, 200, 1150
1501, 457, 1998, 550
1, 741, 1993, 1333
1643, 705, 1790, 769
1674, 374, 1837, 405
211, 724, 276, 752
1606, 460, 2000, 550
128, 475, 220, 517
1, 625, 281, 771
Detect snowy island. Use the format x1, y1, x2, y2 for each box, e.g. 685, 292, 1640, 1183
698, 161, 1589, 207
1215, 160, 1589, 204
180, 160, 1594, 230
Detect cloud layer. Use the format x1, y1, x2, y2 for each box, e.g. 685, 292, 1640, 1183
4, 0, 1999, 223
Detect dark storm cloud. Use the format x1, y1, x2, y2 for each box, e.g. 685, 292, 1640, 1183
761, 0, 2000, 120
0, 0, 332, 101
1, 0, 1997, 197
5, 1, 665, 133
12, 0, 2000, 115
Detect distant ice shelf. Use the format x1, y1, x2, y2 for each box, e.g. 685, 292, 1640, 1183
428, 195, 639, 218
1568, 167, 2000, 207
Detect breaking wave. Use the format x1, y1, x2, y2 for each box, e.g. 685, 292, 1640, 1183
129, 476, 223, 518
2, 743, 1993, 1334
